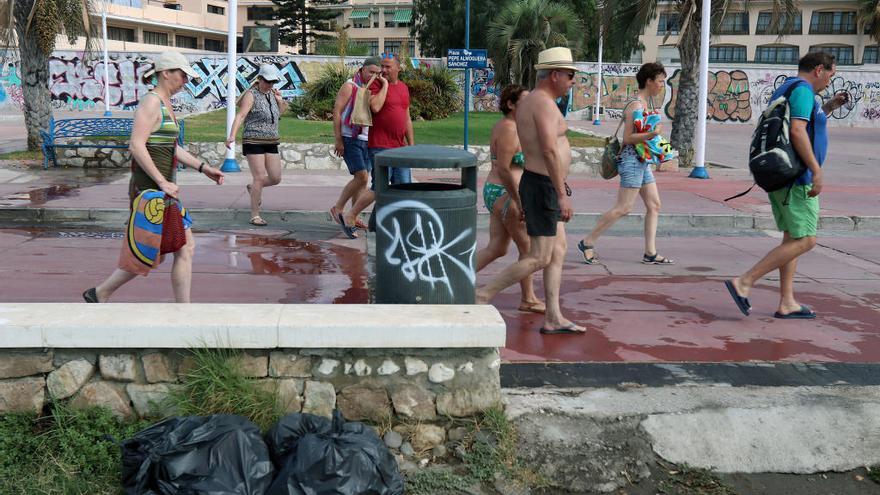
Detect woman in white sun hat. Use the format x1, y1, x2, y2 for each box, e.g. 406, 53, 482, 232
226, 64, 288, 226
82, 51, 225, 304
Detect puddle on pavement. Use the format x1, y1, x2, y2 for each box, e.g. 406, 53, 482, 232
2, 184, 79, 206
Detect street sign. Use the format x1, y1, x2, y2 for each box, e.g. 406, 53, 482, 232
447, 48, 488, 69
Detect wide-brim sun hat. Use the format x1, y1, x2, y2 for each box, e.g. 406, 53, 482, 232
143, 51, 200, 82
534, 47, 578, 71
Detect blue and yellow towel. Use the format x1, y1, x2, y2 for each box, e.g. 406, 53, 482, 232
118, 189, 192, 276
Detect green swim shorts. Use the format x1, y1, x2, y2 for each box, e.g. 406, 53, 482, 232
769, 184, 819, 239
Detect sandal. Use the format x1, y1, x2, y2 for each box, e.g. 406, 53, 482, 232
330, 206, 342, 224
249, 216, 268, 226
338, 213, 358, 239
354, 217, 368, 230
642, 253, 674, 265
577, 240, 598, 264
82, 287, 99, 303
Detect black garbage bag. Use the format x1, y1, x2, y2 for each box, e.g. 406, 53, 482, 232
121, 414, 275, 495
265, 411, 404, 495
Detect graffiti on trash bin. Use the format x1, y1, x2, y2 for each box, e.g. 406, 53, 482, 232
376, 200, 476, 298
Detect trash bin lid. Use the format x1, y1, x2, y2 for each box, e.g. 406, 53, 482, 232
373, 145, 477, 169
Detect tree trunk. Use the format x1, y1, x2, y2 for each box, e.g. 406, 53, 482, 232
14, 0, 52, 152
670, 3, 703, 168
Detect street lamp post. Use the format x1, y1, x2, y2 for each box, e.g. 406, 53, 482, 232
102, 10, 112, 117
221, 0, 241, 172
463, 0, 471, 151
689, 0, 711, 179
593, 32, 603, 125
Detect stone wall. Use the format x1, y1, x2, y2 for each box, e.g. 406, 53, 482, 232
0, 347, 500, 441
54, 142, 605, 176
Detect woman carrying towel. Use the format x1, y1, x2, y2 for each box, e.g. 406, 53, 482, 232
577, 62, 675, 266
226, 64, 288, 226
83, 51, 225, 303
475, 85, 544, 313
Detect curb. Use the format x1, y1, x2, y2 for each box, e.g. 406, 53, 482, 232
1, 207, 879, 232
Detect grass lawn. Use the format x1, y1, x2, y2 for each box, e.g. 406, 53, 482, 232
183, 110, 605, 148
0, 150, 42, 161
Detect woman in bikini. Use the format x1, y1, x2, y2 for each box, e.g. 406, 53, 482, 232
577, 62, 675, 266
475, 85, 544, 313
226, 64, 287, 226
82, 51, 224, 303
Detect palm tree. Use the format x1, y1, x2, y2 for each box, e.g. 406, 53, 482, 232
487, 0, 582, 89
859, 0, 880, 43
1, 0, 96, 151
612, 0, 798, 166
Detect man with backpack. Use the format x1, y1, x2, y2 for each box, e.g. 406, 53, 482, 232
725, 52, 848, 319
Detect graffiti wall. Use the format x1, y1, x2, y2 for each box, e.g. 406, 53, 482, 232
462, 61, 880, 127
0, 53, 24, 111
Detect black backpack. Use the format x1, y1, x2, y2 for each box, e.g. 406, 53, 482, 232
725, 80, 814, 201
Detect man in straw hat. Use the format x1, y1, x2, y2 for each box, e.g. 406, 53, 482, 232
477, 47, 585, 334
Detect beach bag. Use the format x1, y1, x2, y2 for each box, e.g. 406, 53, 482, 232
350, 75, 378, 127
600, 100, 640, 180
160, 197, 186, 254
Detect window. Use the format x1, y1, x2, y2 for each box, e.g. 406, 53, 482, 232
755, 11, 802, 34
207, 4, 224, 15
175, 35, 197, 49
755, 45, 800, 64
350, 10, 372, 29
163, 3, 181, 10
656, 45, 680, 63
247, 6, 274, 21
656, 13, 680, 35
109, 0, 142, 6
383, 38, 414, 56
709, 45, 747, 62
714, 12, 749, 34
107, 26, 136, 42
809, 45, 854, 65
865, 46, 879, 64
809, 11, 856, 34
205, 38, 225, 52
352, 39, 379, 56
143, 31, 169, 46
384, 10, 395, 27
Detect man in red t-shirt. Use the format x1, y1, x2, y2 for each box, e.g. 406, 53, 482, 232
341, 53, 414, 236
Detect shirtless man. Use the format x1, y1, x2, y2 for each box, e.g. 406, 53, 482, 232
476, 47, 584, 334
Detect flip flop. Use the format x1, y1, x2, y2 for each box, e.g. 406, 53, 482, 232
338, 213, 358, 239
774, 305, 816, 319
354, 217, 369, 230
518, 301, 546, 314
577, 240, 597, 264
82, 287, 99, 303
250, 216, 268, 226
724, 280, 751, 316
539, 322, 586, 335
330, 206, 341, 224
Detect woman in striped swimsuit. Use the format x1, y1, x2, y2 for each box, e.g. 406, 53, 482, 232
226, 64, 288, 226
475, 85, 544, 313
82, 51, 224, 303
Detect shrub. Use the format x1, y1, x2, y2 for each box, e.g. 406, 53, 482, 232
290, 63, 354, 120
401, 66, 463, 121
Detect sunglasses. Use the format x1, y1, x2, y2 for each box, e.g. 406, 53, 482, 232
381, 52, 396, 60
555, 70, 576, 80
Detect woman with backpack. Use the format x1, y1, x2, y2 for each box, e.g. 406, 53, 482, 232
577, 62, 675, 266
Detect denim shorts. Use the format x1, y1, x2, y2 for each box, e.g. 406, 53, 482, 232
369, 147, 412, 191
618, 145, 655, 189
342, 136, 372, 175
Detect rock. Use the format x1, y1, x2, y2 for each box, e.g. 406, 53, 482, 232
65, 157, 85, 167
304, 155, 335, 170
494, 478, 530, 495
47, 359, 95, 399
0, 352, 54, 379
99, 354, 137, 382
437, 380, 502, 417
64, 149, 77, 158
71, 381, 132, 419
277, 379, 304, 413
475, 430, 497, 448
234, 353, 268, 378
390, 384, 436, 420
384, 431, 403, 449
353, 359, 371, 376
448, 426, 468, 443
400, 442, 415, 457
377, 359, 400, 376
405, 357, 428, 375
411, 424, 446, 452
336, 385, 391, 422
126, 383, 176, 418
302, 381, 335, 418
178, 355, 197, 377
281, 149, 302, 162
110, 150, 125, 164
428, 363, 455, 383
78, 147, 96, 158
431, 444, 447, 459
269, 353, 312, 378
142, 353, 176, 383
0, 377, 45, 413
316, 358, 340, 376
458, 362, 474, 374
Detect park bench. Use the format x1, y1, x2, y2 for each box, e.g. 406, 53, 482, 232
40, 117, 185, 170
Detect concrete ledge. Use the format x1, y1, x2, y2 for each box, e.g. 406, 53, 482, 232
0, 303, 506, 349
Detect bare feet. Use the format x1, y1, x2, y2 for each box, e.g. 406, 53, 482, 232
731, 277, 749, 298
518, 300, 546, 314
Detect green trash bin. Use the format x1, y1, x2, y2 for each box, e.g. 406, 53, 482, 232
373, 145, 478, 304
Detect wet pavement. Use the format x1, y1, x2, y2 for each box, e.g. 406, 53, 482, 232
1, 223, 878, 365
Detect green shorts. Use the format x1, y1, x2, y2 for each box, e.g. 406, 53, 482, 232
769, 184, 819, 239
